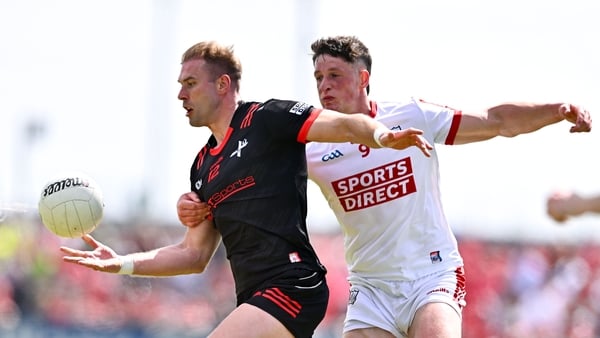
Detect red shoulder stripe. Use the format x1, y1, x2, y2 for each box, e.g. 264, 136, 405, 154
241, 103, 260, 128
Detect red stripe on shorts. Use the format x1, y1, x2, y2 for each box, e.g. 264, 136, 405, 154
255, 287, 302, 318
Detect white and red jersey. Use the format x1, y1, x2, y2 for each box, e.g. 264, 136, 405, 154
306, 97, 464, 282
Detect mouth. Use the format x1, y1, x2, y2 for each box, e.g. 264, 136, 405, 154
321, 96, 336, 108
183, 106, 192, 116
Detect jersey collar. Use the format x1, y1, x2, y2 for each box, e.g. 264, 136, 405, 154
369, 100, 377, 118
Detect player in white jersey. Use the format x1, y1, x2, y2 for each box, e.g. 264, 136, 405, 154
307, 98, 462, 281
307, 36, 591, 338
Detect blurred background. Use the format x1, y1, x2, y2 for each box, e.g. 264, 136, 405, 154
0, 0, 598, 337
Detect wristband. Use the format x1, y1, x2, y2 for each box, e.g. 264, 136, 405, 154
118, 256, 134, 275
373, 127, 387, 148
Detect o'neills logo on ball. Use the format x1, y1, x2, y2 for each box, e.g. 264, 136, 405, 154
332, 157, 416, 211
42, 177, 89, 197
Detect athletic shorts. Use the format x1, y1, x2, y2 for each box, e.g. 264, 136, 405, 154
246, 269, 329, 338
344, 266, 467, 337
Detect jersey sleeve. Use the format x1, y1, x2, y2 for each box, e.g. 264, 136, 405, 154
260, 99, 319, 143
416, 98, 462, 145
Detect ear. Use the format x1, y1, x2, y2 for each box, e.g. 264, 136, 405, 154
215, 74, 231, 93
359, 69, 370, 92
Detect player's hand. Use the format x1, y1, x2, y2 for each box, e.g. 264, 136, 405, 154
177, 192, 211, 228
379, 127, 433, 157
560, 103, 592, 133
60, 234, 123, 273
546, 190, 580, 223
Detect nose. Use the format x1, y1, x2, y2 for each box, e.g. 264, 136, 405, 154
177, 87, 187, 101
318, 78, 330, 94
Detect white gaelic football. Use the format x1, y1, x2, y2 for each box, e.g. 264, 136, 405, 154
38, 173, 104, 238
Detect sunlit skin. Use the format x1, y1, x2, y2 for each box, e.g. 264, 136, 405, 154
313, 52, 457, 338
313, 49, 592, 338
177, 59, 237, 142
313, 54, 371, 115
177, 55, 434, 228
547, 191, 600, 223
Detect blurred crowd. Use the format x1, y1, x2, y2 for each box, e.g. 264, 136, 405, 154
1, 215, 599, 338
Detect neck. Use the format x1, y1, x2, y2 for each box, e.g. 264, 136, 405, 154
210, 94, 240, 144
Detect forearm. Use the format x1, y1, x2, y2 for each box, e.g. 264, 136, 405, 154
488, 103, 566, 137
121, 244, 207, 276
576, 195, 600, 215
122, 221, 221, 277
308, 110, 384, 147
547, 191, 600, 222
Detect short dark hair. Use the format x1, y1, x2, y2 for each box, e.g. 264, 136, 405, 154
311, 36, 372, 93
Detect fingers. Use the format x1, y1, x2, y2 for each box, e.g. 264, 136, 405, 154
179, 191, 202, 203
403, 127, 424, 135
62, 256, 84, 263
418, 140, 433, 157
381, 128, 432, 157
187, 192, 202, 202
563, 104, 591, 133
82, 234, 99, 248
570, 108, 592, 132
61, 251, 120, 273
59, 246, 88, 257
546, 191, 571, 223
177, 195, 211, 228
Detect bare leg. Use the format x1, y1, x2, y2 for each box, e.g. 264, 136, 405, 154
208, 303, 294, 338
408, 302, 461, 338
344, 327, 396, 338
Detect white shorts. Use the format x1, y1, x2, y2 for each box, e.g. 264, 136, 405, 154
343, 266, 467, 337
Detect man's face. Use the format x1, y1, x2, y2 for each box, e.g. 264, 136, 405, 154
313, 54, 364, 114
177, 59, 219, 127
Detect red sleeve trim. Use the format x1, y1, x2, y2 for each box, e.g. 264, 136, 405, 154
297, 108, 322, 143
369, 101, 377, 117
445, 111, 462, 145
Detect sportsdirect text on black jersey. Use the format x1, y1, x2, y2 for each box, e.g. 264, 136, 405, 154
189, 99, 327, 303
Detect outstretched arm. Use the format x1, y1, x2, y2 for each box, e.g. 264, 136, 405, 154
547, 191, 600, 223
454, 103, 591, 144
61, 219, 221, 276
306, 109, 433, 156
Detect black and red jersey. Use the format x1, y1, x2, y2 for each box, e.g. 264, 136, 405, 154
190, 99, 327, 303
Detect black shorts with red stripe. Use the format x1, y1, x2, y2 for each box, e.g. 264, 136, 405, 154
246, 269, 329, 338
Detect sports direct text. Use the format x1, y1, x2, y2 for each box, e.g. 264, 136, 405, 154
331, 157, 416, 211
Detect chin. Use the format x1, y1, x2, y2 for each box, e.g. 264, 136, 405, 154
323, 103, 338, 111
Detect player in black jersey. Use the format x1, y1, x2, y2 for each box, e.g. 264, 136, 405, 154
60, 41, 432, 338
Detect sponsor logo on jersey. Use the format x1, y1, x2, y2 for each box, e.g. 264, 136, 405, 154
288, 252, 302, 263
348, 288, 359, 305
195, 179, 203, 190
321, 149, 344, 162
331, 157, 416, 211
430, 251, 443, 263
289, 102, 310, 115
207, 176, 255, 208
230, 139, 248, 158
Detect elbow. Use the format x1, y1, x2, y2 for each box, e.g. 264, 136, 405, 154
191, 259, 210, 274
188, 251, 211, 274
177, 247, 212, 274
